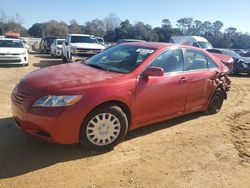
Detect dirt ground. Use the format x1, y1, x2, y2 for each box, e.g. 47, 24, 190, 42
0, 53, 250, 188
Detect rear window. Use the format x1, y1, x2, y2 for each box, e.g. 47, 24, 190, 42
71, 36, 98, 43
0, 40, 24, 48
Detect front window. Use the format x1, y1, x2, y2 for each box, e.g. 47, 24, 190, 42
85, 45, 156, 73
56, 40, 64, 45
0, 40, 24, 48
71, 36, 98, 43
149, 49, 184, 73
197, 41, 213, 49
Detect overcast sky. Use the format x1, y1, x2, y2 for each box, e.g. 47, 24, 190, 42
1, 0, 250, 33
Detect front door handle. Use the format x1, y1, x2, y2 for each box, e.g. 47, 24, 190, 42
179, 77, 188, 84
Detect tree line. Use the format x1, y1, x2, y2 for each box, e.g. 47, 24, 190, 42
0, 8, 250, 49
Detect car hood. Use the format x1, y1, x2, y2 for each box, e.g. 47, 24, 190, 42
0, 48, 26, 54
71, 43, 105, 50
21, 63, 123, 93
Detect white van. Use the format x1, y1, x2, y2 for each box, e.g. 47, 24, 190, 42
169, 36, 213, 49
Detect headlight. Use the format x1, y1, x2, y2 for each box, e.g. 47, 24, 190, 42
71, 48, 78, 53
33, 95, 82, 107
20, 50, 26, 55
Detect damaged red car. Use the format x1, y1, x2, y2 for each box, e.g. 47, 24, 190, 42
11, 42, 231, 150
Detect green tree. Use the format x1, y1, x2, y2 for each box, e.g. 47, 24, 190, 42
68, 20, 82, 34
28, 23, 44, 37
43, 20, 68, 38
177, 17, 193, 35
84, 19, 106, 37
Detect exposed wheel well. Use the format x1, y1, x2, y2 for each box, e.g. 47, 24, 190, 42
217, 85, 227, 99
83, 100, 131, 128
89, 100, 132, 128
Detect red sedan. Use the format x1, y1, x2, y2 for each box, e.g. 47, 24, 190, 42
11, 42, 231, 150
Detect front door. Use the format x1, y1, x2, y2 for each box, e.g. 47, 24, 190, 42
135, 49, 189, 126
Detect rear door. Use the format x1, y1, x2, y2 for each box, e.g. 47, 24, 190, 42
183, 49, 216, 112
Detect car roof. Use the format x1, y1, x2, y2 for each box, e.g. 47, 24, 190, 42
122, 42, 201, 50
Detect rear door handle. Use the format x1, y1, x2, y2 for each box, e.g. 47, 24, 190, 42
179, 77, 188, 84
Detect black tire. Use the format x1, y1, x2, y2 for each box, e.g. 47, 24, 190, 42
80, 104, 128, 150
62, 55, 67, 63
67, 53, 72, 63
207, 88, 224, 114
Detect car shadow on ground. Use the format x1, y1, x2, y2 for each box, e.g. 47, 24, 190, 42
0, 64, 24, 68
34, 54, 61, 59
33, 60, 64, 68
0, 112, 202, 179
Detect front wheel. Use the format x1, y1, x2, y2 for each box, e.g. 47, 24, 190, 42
207, 88, 224, 114
80, 105, 128, 150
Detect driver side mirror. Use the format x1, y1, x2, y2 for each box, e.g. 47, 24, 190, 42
65, 41, 69, 45
143, 67, 164, 77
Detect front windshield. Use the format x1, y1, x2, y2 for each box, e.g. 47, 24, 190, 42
57, 40, 64, 45
85, 45, 156, 73
71, 36, 98, 43
197, 41, 213, 49
0, 40, 24, 48
97, 38, 104, 43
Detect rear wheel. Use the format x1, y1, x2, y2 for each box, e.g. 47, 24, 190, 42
80, 105, 128, 150
207, 88, 224, 114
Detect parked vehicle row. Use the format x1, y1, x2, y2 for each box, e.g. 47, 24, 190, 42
12, 42, 231, 150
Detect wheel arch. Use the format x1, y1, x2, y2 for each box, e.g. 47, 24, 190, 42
94, 100, 131, 127
206, 84, 226, 112
82, 100, 132, 130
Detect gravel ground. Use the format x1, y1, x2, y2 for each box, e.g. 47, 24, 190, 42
0, 53, 250, 188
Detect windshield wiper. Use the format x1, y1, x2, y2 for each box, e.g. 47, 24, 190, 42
85, 63, 108, 71
85, 63, 127, 73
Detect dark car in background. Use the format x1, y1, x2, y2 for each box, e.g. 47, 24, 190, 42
39, 36, 58, 53
207, 48, 250, 75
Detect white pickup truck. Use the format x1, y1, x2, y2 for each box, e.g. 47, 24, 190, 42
62, 34, 105, 63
